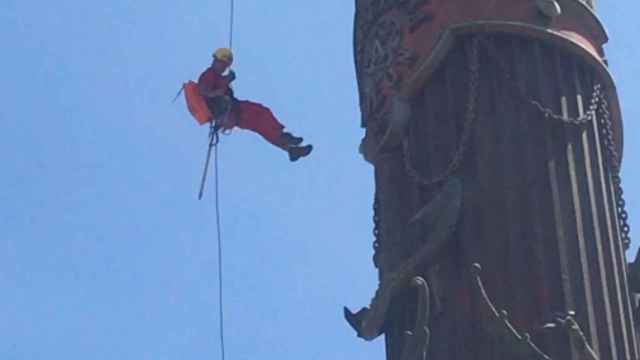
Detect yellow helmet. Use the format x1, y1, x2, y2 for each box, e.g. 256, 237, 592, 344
213, 48, 233, 64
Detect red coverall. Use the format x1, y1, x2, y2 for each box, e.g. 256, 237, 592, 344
198, 67, 286, 149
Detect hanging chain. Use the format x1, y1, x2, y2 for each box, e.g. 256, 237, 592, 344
480, 36, 631, 250
480, 36, 602, 126
402, 36, 480, 187
597, 96, 632, 249
531, 84, 601, 125
612, 174, 631, 249
373, 191, 382, 269
398, 34, 631, 248
597, 96, 620, 171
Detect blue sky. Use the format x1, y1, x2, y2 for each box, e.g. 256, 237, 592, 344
0, 1, 638, 360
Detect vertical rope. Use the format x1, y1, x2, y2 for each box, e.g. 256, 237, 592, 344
229, 0, 234, 49
215, 2, 234, 360
214, 143, 225, 360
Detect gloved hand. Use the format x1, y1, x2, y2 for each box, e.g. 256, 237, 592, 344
226, 70, 236, 83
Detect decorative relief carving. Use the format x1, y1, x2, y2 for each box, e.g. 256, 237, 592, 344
357, 0, 432, 35
358, 14, 403, 133
355, 0, 431, 130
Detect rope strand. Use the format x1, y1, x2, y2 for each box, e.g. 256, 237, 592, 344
215, 143, 225, 360
216, 2, 234, 360
229, 0, 234, 49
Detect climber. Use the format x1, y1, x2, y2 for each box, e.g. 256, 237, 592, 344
197, 48, 313, 162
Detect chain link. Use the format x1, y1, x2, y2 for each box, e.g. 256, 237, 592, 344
598, 96, 620, 171
373, 191, 382, 268
597, 96, 632, 249
613, 175, 631, 249
402, 36, 480, 187
530, 84, 601, 125
401, 34, 631, 249
480, 36, 603, 126
481, 36, 631, 250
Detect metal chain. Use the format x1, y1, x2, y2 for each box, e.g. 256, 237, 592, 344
479, 36, 602, 126
373, 191, 382, 269
613, 175, 631, 249
530, 84, 601, 125
597, 97, 620, 172
399, 34, 631, 249
402, 36, 480, 187
597, 96, 632, 249
481, 38, 602, 125
480, 35, 631, 249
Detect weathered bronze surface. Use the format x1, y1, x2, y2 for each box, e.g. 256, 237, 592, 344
344, 177, 461, 340
349, 1, 636, 359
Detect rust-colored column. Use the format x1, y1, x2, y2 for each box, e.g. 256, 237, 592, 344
348, 1, 635, 359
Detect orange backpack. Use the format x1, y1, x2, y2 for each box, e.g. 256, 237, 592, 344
183, 81, 212, 125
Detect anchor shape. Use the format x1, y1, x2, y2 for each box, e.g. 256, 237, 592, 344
344, 176, 462, 340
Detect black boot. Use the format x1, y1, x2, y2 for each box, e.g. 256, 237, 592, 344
288, 144, 313, 162
280, 132, 304, 146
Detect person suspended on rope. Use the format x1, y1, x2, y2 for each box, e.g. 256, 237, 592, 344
190, 48, 313, 162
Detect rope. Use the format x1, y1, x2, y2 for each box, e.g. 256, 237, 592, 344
198, 117, 226, 360
212, 114, 230, 360
196, 1, 234, 358
173, 0, 233, 105
229, 0, 234, 50
215, 2, 234, 360
198, 123, 220, 200
214, 143, 225, 360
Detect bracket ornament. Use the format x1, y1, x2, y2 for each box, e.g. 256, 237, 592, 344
344, 177, 462, 340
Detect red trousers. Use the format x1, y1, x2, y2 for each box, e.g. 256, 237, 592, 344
219, 100, 285, 149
